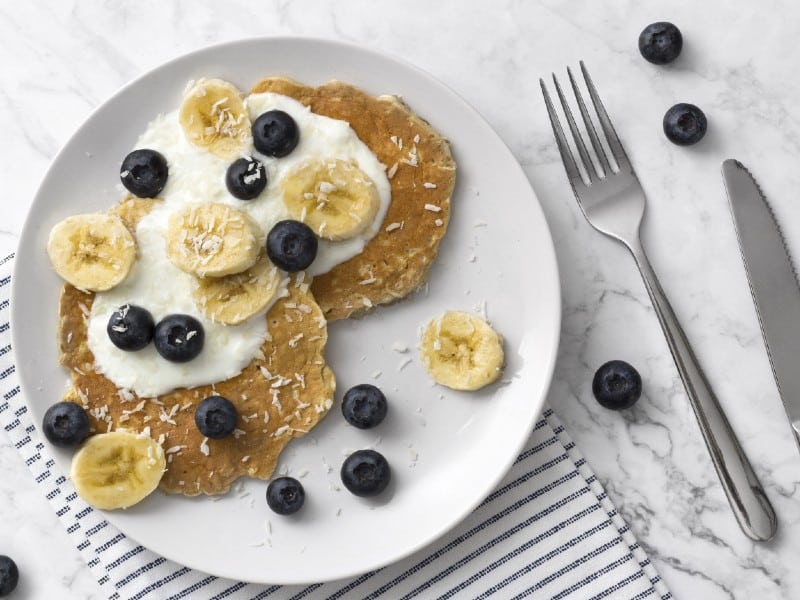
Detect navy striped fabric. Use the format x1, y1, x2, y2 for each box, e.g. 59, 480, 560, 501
0, 254, 671, 599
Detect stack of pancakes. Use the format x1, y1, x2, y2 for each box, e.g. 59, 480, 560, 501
57, 78, 456, 496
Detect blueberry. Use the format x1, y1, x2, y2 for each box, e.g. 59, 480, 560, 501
42, 401, 90, 448
107, 304, 154, 351
153, 314, 204, 362
252, 110, 299, 157
663, 103, 707, 146
266, 476, 305, 515
266, 220, 318, 272
592, 360, 642, 410
342, 384, 387, 429
194, 395, 237, 439
120, 149, 168, 198
226, 157, 267, 200
0, 555, 18, 596
340, 449, 391, 497
638, 22, 683, 65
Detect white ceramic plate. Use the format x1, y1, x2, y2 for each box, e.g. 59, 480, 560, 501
12, 37, 560, 585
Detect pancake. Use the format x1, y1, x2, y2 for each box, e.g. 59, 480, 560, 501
53, 76, 456, 498
57, 197, 336, 495
250, 77, 457, 321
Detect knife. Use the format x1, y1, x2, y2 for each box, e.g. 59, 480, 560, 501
723, 158, 800, 454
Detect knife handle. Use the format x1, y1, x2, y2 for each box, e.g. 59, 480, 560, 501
628, 237, 777, 541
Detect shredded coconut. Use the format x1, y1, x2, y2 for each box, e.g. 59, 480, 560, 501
391, 341, 409, 353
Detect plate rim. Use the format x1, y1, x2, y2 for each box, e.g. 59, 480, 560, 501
11, 35, 562, 584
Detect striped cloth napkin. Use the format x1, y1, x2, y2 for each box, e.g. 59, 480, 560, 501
0, 253, 671, 600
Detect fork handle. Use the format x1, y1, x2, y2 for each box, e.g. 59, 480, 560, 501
628, 237, 777, 541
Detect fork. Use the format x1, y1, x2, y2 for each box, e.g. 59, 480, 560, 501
541, 62, 777, 542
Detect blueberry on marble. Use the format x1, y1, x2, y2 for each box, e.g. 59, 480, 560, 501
638, 22, 683, 65
194, 395, 238, 439
107, 304, 155, 351
153, 314, 204, 363
252, 110, 299, 157
341, 384, 387, 429
120, 149, 168, 198
266, 220, 318, 272
0, 555, 18, 597
340, 449, 391, 497
592, 360, 642, 410
266, 476, 306, 515
226, 157, 267, 200
663, 103, 707, 146
42, 401, 90, 448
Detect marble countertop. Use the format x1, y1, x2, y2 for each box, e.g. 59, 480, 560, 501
2, 1, 799, 598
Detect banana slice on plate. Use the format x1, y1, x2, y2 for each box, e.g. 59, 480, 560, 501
193, 254, 283, 325
282, 158, 380, 241
47, 213, 137, 292
70, 430, 166, 510
179, 78, 251, 159
420, 311, 505, 391
166, 202, 261, 278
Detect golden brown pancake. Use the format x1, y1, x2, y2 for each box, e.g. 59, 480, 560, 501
58, 198, 335, 496
250, 77, 457, 321
55, 76, 456, 497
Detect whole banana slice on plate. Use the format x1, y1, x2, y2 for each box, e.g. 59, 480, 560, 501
70, 430, 166, 510
193, 253, 283, 325
47, 213, 137, 292
282, 158, 380, 241
420, 311, 505, 391
179, 78, 251, 159
167, 202, 261, 278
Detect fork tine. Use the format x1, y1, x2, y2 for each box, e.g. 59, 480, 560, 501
579, 61, 632, 173
567, 66, 611, 177
539, 78, 583, 185
551, 73, 594, 182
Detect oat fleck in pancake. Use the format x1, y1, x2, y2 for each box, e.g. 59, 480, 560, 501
57, 198, 335, 496
250, 77, 457, 321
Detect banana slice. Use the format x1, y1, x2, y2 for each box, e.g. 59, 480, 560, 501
420, 311, 504, 391
193, 254, 283, 325
281, 158, 380, 241
70, 430, 165, 510
47, 213, 137, 292
179, 78, 251, 159
166, 203, 261, 278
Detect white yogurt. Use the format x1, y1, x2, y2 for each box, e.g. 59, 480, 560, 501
88, 92, 391, 397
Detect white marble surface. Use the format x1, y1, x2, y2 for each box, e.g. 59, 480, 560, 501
1, 0, 799, 598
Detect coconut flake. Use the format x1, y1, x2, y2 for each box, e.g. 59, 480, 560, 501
391, 341, 409, 353
273, 425, 291, 437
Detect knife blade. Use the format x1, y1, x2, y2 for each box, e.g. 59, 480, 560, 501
723, 158, 800, 453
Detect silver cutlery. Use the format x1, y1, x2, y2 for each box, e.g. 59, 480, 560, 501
723, 159, 800, 455
540, 62, 777, 541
